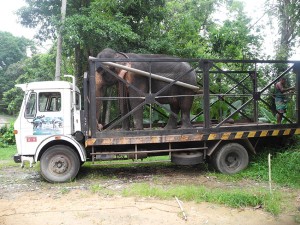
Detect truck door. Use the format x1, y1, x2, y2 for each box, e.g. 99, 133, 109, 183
20, 91, 63, 155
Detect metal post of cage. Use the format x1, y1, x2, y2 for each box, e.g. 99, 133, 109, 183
200, 60, 212, 129
294, 62, 300, 125
89, 60, 97, 138
251, 69, 258, 123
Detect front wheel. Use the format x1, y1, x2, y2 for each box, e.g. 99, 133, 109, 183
211, 142, 249, 174
40, 145, 80, 183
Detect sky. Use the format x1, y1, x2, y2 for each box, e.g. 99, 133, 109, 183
0, 0, 51, 52
0, 0, 298, 59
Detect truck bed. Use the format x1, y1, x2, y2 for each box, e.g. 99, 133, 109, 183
86, 122, 300, 147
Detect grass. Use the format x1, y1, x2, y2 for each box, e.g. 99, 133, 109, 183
122, 183, 282, 215
0, 145, 18, 168
208, 144, 300, 188
0, 145, 16, 160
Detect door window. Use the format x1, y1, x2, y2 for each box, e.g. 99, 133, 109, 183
39, 92, 61, 112
25, 92, 37, 118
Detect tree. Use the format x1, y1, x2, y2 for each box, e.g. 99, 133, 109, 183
160, 0, 220, 57
268, 0, 300, 60
0, 31, 35, 112
0, 31, 35, 71
207, 1, 262, 59
2, 53, 56, 114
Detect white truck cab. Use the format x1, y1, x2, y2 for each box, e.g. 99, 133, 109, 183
14, 77, 86, 182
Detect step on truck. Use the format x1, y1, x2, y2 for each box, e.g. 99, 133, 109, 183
13, 57, 300, 183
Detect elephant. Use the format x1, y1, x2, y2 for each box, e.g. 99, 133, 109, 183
95, 48, 198, 130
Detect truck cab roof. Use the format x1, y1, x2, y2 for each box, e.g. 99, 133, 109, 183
16, 81, 80, 92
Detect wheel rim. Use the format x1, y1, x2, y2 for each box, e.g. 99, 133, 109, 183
225, 152, 240, 169
49, 155, 70, 175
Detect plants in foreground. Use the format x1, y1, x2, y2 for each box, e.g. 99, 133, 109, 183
122, 183, 282, 215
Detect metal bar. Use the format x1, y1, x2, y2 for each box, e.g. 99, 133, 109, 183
83, 72, 89, 138
90, 147, 207, 155
89, 56, 300, 64
252, 70, 258, 123
197, 70, 255, 74
294, 63, 300, 125
90, 160, 172, 166
101, 61, 200, 91
200, 60, 212, 128
89, 61, 97, 138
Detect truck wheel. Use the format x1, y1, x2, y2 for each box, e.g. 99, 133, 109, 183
171, 151, 204, 165
211, 143, 249, 174
40, 145, 80, 183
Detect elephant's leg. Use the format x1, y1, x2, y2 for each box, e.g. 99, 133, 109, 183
127, 97, 144, 130
165, 104, 180, 129
126, 74, 148, 130
180, 96, 194, 128
128, 90, 145, 130
132, 106, 144, 130
95, 84, 106, 130
118, 83, 130, 130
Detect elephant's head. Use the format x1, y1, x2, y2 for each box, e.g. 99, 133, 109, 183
95, 48, 130, 130
96, 48, 120, 87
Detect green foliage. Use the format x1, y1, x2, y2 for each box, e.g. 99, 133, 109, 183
259, 107, 276, 124
0, 31, 35, 71
17, 0, 60, 41
209, 99, 242, 121
207, 2, 262, 59
63, 2, 138, 53
0, 32, 36, 112
0, 123, 16, 146
3, 88, 24, 115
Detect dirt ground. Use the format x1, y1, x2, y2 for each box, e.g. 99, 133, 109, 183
0, 163, 299, 225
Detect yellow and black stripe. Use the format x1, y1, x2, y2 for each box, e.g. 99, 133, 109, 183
86, 128, 300, 146
207, 128, 300, 141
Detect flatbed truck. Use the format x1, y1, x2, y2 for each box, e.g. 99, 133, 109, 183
13, 58, 300, 183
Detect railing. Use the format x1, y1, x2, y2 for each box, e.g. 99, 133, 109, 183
85, 57, 300, 138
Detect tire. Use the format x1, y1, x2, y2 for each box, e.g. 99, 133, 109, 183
171, 151, 204, 165
40, 145, 80, 183
211, 143, 249, 174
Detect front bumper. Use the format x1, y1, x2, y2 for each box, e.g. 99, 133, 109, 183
14, 154, 21, 163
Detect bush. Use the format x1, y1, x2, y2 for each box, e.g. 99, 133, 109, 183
0, 123, 15, 146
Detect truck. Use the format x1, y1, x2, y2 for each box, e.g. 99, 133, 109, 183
13, 57, 300, 183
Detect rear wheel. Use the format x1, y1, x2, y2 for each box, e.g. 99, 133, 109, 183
211, 143, 249, 174
40, 145, 80, 183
